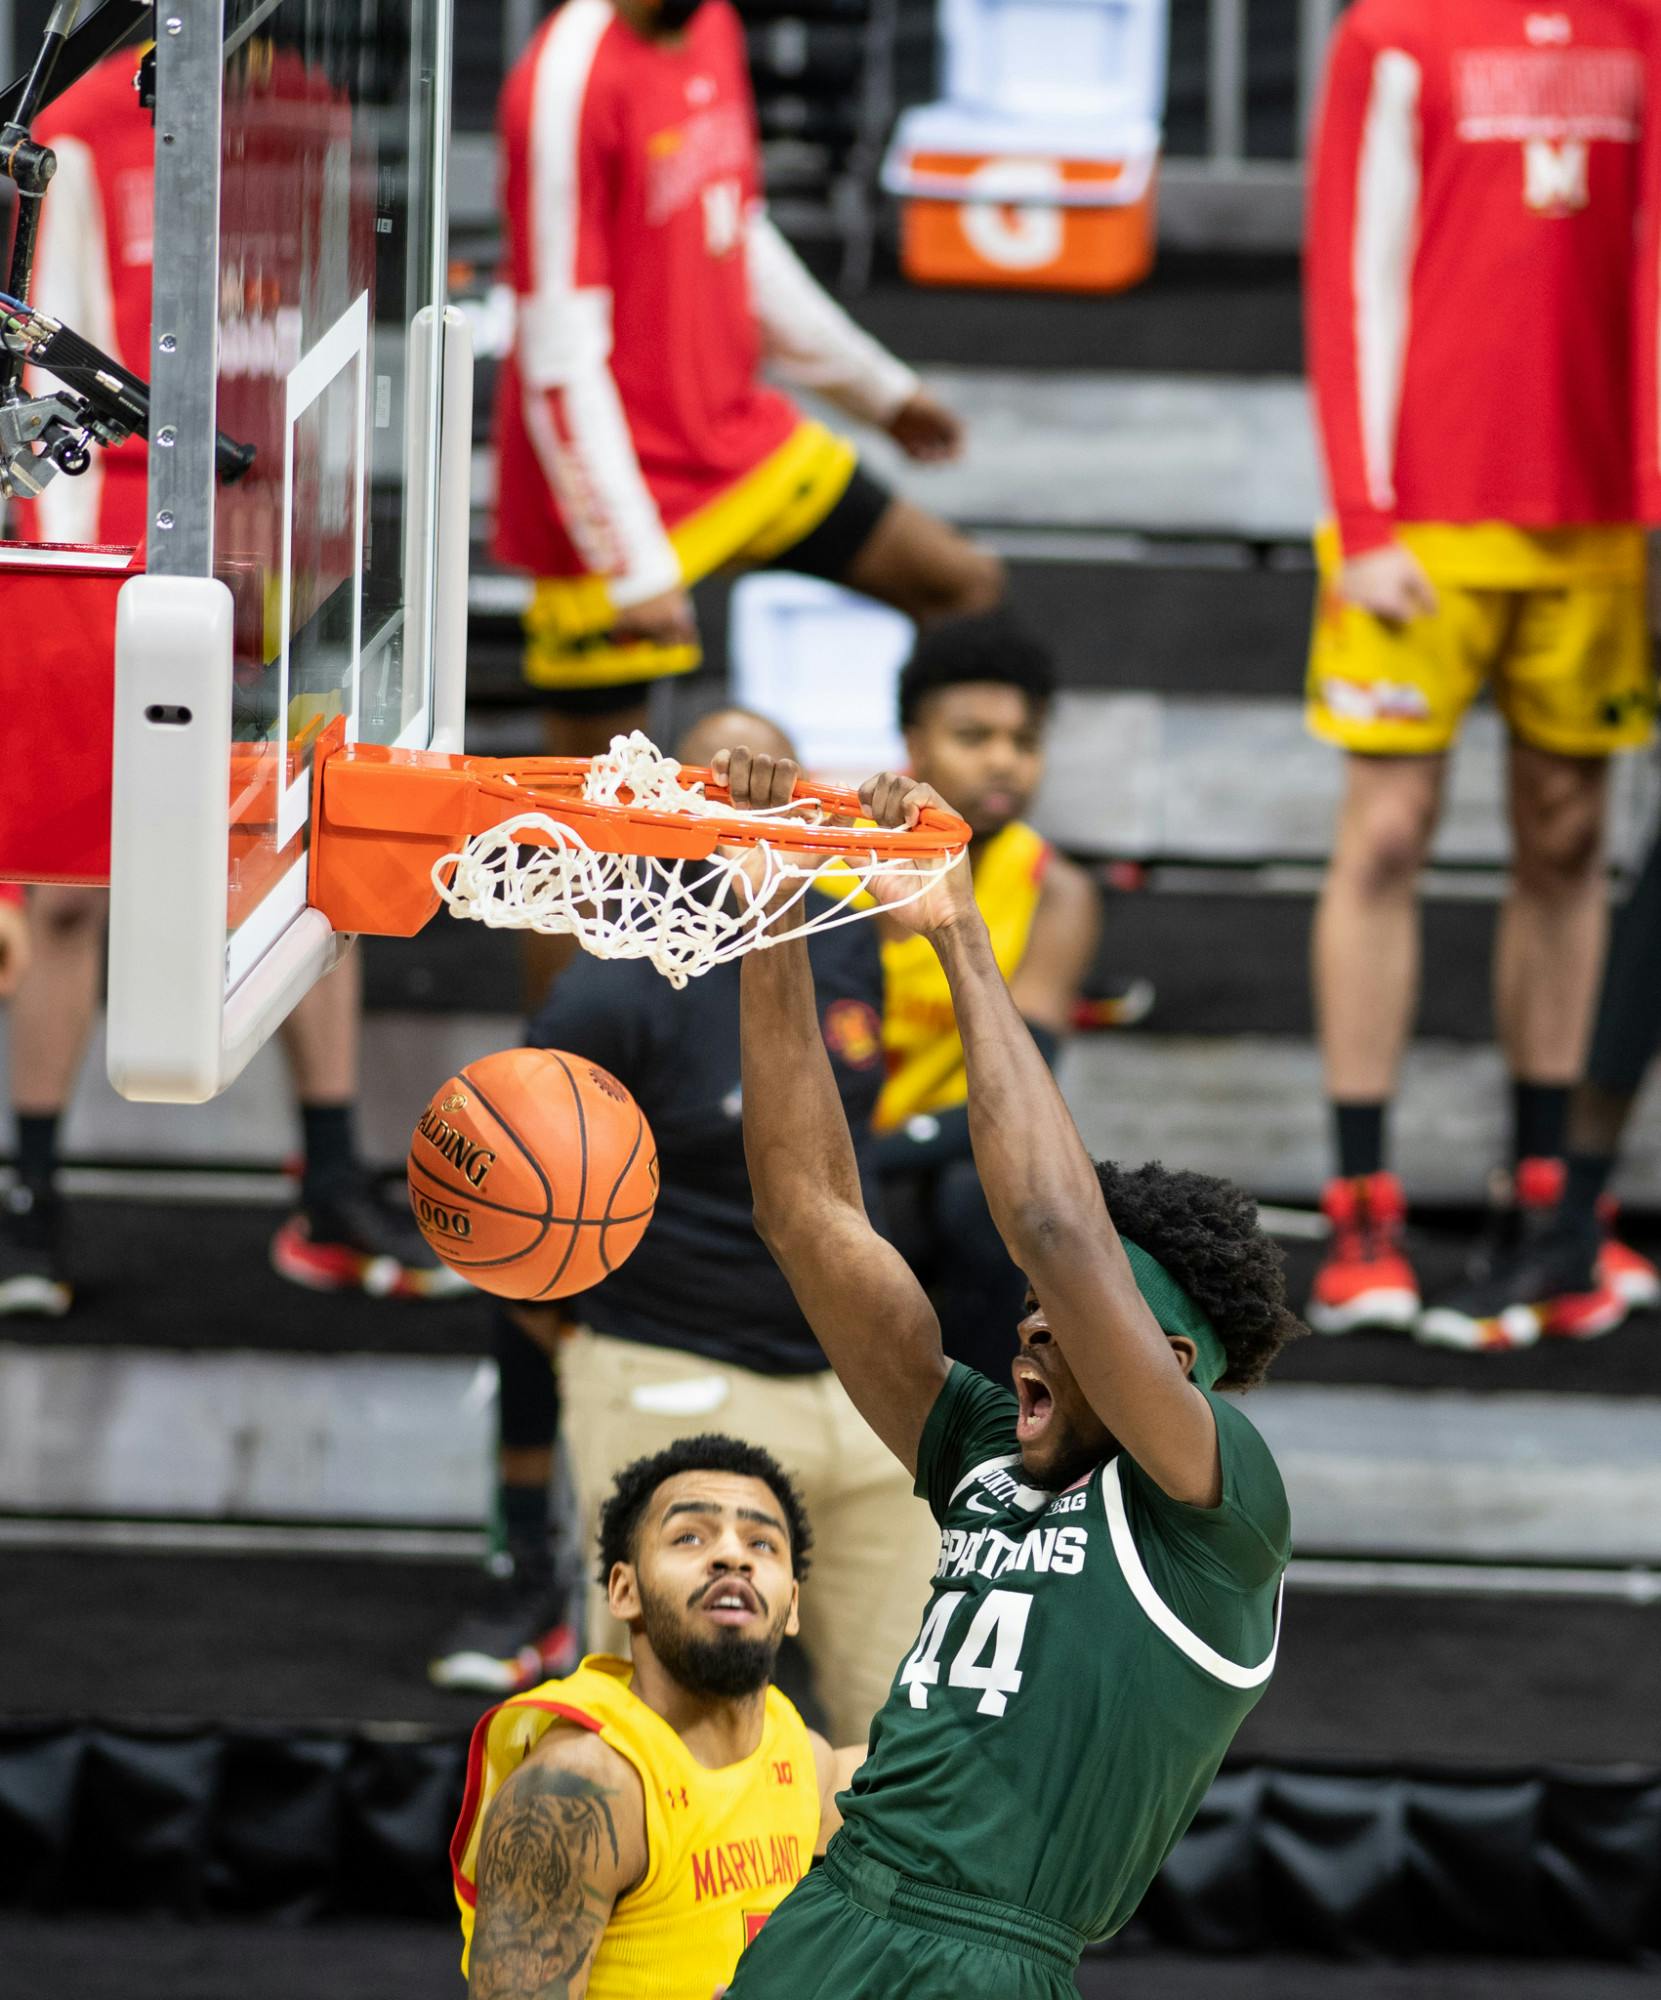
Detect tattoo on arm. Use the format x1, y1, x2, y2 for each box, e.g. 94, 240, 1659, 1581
469, 1766, 623, 2000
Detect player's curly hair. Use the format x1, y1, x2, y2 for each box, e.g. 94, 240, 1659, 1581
595, 1433, 814, 1587
897, 608, 1058, 728
1095, 1160, 1306, 1391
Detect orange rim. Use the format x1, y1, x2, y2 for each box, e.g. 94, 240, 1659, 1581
465, 758, 969, 859
306, 733, 969, 942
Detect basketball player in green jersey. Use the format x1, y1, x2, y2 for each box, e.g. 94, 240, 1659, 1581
717, 749, 1302, 1998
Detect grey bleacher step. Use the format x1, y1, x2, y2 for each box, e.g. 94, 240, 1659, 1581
15, 1016, 1661, 1209
4, 1341, 1657, 1565
1032, 694, 1660, 865
471, 369, 1322, 542
454, 684, 1660, 870
1058, 1033, 1661, 1207
464, 547, 1322, 704
830, 369, 1321, 538
454, 258, 1307, 389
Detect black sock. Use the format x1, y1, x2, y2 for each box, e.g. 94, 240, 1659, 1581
299, 1101, 357, 1205
1511, 1081, 1569, 1165
1562, 1152, 1616, 1236
501, 1480, 553, 1576
15, 1113, 60, 1190
1332, 1101, 1386, 1181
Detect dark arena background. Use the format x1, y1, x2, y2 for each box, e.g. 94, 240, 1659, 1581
3, 0, 1661, 1996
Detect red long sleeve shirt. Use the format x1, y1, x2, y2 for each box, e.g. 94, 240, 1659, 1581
495, 0, 795, 596
1306, 0, 1653, 559
493, 0, 911, 599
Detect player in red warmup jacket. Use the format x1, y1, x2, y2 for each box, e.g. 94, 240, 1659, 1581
494, 0, 1002, 764
1301, 0, 1658, 1346
0, 51, 457, 1317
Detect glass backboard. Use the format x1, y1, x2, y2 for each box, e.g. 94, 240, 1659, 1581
107, 0, 470, 1103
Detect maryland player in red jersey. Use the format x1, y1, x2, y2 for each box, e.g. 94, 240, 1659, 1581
495, 0, 1002, 757
1302, 0, 1657, 1341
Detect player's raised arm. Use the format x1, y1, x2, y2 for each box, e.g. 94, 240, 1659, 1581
861, 773, 1224, 1508
467, 1730, 643, 2000
721, 749, 951, 1475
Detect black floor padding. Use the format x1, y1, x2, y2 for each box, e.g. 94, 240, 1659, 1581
6, 1554, 1660, 1955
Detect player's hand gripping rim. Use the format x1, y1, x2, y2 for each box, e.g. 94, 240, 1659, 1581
708, 745, 829, 924
857, 771, 977, 937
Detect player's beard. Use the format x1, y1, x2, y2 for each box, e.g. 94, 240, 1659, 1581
639, 1578, 784, 1700
654, 0, 707, 29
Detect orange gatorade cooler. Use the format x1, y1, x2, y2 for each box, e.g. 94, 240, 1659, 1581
882, 0, 1166, 294
886, 139, 1158, 293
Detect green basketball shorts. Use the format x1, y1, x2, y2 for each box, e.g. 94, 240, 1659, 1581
726, 1839, 1085, 2000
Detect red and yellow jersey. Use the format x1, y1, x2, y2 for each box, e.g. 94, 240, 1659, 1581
1306, 0, 1654, 562
14, 50, 153, 548
451, 1655, 819, 2000
875, 820, 1050, 1133
495, 0, 800, 591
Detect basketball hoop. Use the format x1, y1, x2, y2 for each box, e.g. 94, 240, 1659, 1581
308, 729, 969, 987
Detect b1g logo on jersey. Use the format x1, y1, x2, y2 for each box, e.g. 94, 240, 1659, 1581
1524, 138, 1587, 214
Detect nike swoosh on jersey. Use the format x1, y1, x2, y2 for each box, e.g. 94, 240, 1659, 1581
964, 1494, 998, 1514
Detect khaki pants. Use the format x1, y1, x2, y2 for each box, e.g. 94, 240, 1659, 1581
559, 1328, 940, 1746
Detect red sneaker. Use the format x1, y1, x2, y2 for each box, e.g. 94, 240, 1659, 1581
1308, 1173, 1420, 1335
1595, 1197, 1660, 1310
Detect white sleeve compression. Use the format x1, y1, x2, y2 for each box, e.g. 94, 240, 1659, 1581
745, 209, 919, 428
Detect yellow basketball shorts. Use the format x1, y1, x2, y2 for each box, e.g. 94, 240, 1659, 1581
522, 420, 870, 698
1305, 527, 1655, 758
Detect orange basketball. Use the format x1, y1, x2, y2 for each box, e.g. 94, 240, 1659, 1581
407, 1047, 658, 1301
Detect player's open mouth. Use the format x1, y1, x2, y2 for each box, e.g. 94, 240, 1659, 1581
699, 1581, 762, 1625
1013, 1363, 1054, 1442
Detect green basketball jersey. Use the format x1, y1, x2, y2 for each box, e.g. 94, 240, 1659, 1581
831, 1363, 1290, 1943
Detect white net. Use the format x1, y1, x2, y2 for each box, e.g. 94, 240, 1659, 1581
431, 733, 964, 988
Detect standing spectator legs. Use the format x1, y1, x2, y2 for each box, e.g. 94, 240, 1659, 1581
1417, 748, 1639, 1352
1306, 755, 1443, 1333
1313, 754, 1445, 1119
1, 886, 106, 1316
10, 886, 104, 1135
1493, 740, 1609, 1157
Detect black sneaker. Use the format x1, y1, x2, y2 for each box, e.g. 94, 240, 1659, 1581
1418, 1166, 1616, 1352
0, 1180, 72, 1318
271, 1172, 470, 1299
429, 1555, 581, 1694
